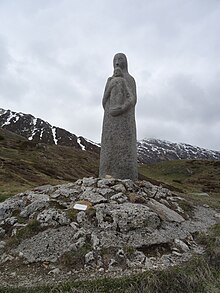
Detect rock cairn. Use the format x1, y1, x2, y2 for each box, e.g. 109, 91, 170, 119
0, 177, 219, 286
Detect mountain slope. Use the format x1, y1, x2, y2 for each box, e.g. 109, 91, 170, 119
137, 138, 220, 164
0, 108, 99, 153
1, 108, 220, 164
0, 128, 99, 197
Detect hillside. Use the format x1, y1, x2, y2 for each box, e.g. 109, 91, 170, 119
0, 108, 100, 153
1, 108, 220, 164
1, 127, 220, 200
0, 128, 99, 199
137, 138, 220, 163
0, 128, 220, 292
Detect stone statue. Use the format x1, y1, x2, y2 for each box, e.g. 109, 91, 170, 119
99, 53, 138, 180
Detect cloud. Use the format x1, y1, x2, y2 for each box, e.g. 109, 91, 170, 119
0, 0, 220, 150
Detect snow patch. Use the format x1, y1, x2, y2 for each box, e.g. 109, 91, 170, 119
77, 137, 86, 151
52, 127, 58, 145
1, 111, 17, 126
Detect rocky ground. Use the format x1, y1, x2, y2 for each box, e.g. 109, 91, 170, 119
0, 177, 219, 288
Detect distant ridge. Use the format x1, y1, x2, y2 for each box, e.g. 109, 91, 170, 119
137, 138, 220, 164
0, 108, 100, 153
1, 108, 220, 164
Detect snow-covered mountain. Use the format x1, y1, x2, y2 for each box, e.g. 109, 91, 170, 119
1, 108, 220, 164
0, 108, 100, 153
137, 138, 220, 163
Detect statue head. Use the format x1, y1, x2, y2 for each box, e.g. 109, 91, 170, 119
113, 53, 128, 71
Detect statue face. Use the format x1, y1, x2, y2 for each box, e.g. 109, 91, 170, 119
113, 53, 126, 70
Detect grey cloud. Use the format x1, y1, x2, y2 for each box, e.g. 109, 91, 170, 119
0, 0, 220, 150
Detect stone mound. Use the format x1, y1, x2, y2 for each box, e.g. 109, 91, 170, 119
0, 177, 219, 287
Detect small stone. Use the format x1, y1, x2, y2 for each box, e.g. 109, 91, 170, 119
82, 177, 98, 187
0, 227, 5, 238
214, 213, 220, 218
174, 239, 189, 252
97, 179, 116, 188
85, 251, 95, 264
48, 268, 60, 274
112, 184, 126, 193
116, 248, 125, 258
98, 267, 104, 273
4, 217, 17, 225
108, 258, 118, 271
203, 204, 209, 208
110, 193, 127, 203
98, 188, 114, 196
70, 222, 79, 230
172, 251, 182, 257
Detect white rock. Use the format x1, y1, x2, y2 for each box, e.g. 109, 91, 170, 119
174, 239, 189, 252
85, 251, 95, 264
48, 268, 60, 274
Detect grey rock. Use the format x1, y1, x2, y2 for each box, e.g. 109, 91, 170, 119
96, 203, 160, 232
127, 250, 146, 268
108, 258, 119, 271
110, 193, 127, 203
0, 227, 5, 238
76, 211, 87, 224
0, 253, 14, 264
0, 197, 24, 221
85, 251, 95, 265
48, 268, 60, 274
0, 241, 6, 251
116, 248, 125, 259
98, 188, 114, 197
91, 232, 100, 250
174, 239, 190, 252
20, 200, 49, 218
80, 190, 107, 204
4, 216, 17, 225
70, 222, 79, 230
146, 199, 185, 223
82, 177, 98, 187
97, 178, 116, 188
27, 193, 50, 202
51, 187, 73, 198
33, 185, 56, 194
73, 228, 86, 240
144, 257, 153, 269
121, 179, 138, 191
99, 53, 138, 181
37, 209, 70, 226
112, 184, 126, 193
14, 227, 78, 263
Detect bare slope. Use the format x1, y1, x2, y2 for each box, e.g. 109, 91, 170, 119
0, 128, 99, 198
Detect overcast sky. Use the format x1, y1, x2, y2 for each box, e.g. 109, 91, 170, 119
0, 0, 220, 150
